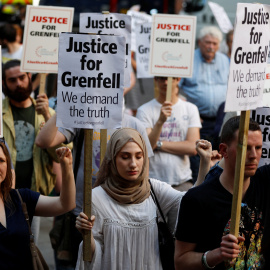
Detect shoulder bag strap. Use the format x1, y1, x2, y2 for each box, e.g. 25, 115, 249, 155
149, 180, 167, 224
15, 189, 49, 270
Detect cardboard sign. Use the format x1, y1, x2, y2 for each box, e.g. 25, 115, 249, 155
135, 22, 153, 78
208, 1, 233, 34
225, 3, 270, 112
56, 33, 125, 129
149, 14, 196, 78
80, 13, 131, 87
21, 5, 74, 73
251, 107, 270, 167
127, 10, 152, 51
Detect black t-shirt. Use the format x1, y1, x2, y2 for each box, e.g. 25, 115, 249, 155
11, 104, 35, 189
175, 165, 270, 269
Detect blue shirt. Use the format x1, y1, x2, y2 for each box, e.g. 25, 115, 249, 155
179, 49, 230, 117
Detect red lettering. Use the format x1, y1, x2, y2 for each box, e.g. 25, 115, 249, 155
156, 23, 191, 31
267, 73, 270, 79
31, 16, 68, 24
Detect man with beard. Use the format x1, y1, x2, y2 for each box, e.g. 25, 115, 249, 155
2, 59, 59, 242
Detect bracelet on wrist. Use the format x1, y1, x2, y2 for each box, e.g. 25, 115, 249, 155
201, 251, 215, 269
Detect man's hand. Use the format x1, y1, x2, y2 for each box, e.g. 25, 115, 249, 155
158, 101, 172, 124
36, 93, 50, 121
220, 234, 245, 261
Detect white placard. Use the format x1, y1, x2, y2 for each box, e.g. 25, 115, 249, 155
225, 3, 270, 112
135, 23, 153, 78
262, 42, 270, 106
57, 33, 125, 130
80, 13, 131, 87
21, 5, 74, 73
251, 107, 270, 167
149, 14, 196, 78
208, 1, 233, 34
127, 10, 152, 51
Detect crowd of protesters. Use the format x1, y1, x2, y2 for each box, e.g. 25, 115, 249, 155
1, 11, 269, 270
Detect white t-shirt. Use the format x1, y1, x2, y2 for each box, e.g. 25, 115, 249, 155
2, 45, 23, 63
58, 113, 154, 216
136, 98, 201, 185
76, 179, 184, 270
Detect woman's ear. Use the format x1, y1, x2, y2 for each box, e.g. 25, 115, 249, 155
219, 143, 228, 159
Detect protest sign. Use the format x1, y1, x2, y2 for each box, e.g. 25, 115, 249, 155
135, 22, 153, 78
208, 1, 233, 33
56, 33, 125, 130
21, 5, 74, 73
251, 107, 270, 167
149, 14, 196, 78
225, 3, 270, 112
127, 10, 152, 51
79, 13, 131, 87
262, 41, 270, 106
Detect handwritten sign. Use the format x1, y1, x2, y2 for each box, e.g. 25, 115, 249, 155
149, 14, 196, 78
21, 5, 74, 73
225, 3, 270, 112
80, 13, 131, 87
56, 33, 125, 130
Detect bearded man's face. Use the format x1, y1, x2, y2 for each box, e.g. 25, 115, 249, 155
3, 66, 32, 102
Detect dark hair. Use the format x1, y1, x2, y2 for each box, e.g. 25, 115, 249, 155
0, 142, 13, 203
220, 116, 261, 145
226, 29, 234, 43
2, 59, 21, 82
0, 23, 17, 43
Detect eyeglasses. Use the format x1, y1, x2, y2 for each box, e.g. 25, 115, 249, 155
156, 77, 179, 81
0, 137, 5, 144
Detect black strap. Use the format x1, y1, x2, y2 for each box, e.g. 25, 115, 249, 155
149, 180, 167, 224
73, 129, 84, 183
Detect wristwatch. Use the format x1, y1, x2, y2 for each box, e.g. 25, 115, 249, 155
156, 140, 163, 150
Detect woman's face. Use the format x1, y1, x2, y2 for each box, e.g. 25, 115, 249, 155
0, 147, 7, 184
115, 141, 144, 181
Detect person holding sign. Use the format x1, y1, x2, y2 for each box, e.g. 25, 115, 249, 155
175, 116, 268, 269
75, 128, 184, 270
136, 76, 201, 191
179, 26, 229, 142
0, 143, 76, 270
2, 59, 60, 243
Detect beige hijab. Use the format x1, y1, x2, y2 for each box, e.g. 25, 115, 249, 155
94, 128, 150, 204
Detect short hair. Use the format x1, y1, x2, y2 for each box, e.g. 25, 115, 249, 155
0, 23, 17, 43
220, 116, 261, 145
198, 26, 223, 43
2, 59, 21, 82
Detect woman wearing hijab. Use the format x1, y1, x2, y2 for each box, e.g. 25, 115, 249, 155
75, 128, 185, 270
